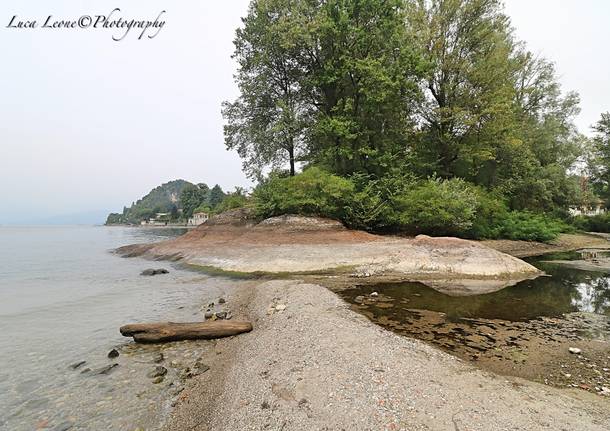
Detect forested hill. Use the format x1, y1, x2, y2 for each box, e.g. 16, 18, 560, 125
105, 180, 193, 225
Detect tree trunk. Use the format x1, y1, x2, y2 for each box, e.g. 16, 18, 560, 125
120, 321, 252, 343
288, 141, 295, 176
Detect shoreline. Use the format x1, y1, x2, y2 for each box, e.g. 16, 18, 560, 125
111, 217, 610, 429
163, 279, 610, 430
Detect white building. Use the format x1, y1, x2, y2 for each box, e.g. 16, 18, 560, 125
188, 211, 209, 226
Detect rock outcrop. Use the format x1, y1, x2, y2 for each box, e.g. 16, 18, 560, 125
117, 209, 542, 295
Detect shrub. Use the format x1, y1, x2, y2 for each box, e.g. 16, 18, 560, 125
495, 211, 570, 242
252, 167, 354, 220
214, 194, 249, 213
571, 213, 610, 233
393, 178, 479, 236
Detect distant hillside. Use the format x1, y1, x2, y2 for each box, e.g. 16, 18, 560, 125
106, 180, 194, 225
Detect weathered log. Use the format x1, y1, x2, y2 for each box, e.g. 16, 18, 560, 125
120, 320, 253, 343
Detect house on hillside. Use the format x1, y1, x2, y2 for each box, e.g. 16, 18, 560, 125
188, 211, 209, 226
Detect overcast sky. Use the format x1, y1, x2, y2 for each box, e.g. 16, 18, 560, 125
0, 1, 608, 224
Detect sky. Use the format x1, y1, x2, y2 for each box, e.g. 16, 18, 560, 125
0, 1, 608, 224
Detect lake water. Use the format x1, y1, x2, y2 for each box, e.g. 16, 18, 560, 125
338, 251, 610, 392
0, 226, 236, 431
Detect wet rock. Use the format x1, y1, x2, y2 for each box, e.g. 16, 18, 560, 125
569, 347, 582, 355
218, 297, 226, 304
95, 363, 119, 375
152, 353, 164, 363
147, 366, 167, 378
107, 348, 120, 359
69, 360, 86, 370
141, 268, 169, 276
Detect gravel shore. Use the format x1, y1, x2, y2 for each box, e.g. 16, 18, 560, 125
165, 280, 610, 431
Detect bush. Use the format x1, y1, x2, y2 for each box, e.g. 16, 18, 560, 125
393, 178, 479, 236
252, 167, 354, 220
495, 211, 570, 242
214, 193, 249, 213
571, 213, 610, 232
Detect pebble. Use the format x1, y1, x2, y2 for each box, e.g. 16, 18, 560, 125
275, 304, 287, 312
218, 297, 226, 304
152, 353, 164, 363
95, 364, 119, 375
151, 376, 165, 384
147, 366, 167, 379
204, 311, 214, 319
568, 347, 582, 355
215, 311, 227, 320
69, 360, 86, 370
107, 349, 120, 359
370, 292, 379, 297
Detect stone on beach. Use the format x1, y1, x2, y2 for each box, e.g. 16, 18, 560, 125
140, 268, 169, 276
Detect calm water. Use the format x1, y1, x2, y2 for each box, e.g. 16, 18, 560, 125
0, 226, 231, 431
340, 252, 610, 322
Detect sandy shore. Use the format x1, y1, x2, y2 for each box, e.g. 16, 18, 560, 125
164, 279, 610, 430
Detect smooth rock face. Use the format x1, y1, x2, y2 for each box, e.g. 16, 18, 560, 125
119, 213, 542, 295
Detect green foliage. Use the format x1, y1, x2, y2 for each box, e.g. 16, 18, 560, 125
393, 178, 479, 236
106, 180, 193, 225
220, 0, 602, 241
181, 183, 209, 218
208, 185, 227, 209
572, 213, 610, 233
494, 212, 570, 242
214, 192, 250, 213
253, 167, 354, 220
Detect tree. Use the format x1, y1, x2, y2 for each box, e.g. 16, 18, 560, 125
407, 0, 582, 211
208, 184, 226, 209
591, 112, 610, 204
180, 183, 209, 218
223, 0, 308, 179
305, 0, 423, 176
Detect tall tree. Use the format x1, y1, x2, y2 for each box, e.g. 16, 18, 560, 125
407, 0, 582, 210
208, 184, 226, 209
223, 0, 308, 179
305, 0, 423, 176
590, 112, 610, 204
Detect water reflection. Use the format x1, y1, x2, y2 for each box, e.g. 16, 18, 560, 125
341, 255, 610, 322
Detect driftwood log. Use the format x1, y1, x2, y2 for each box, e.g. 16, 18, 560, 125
120, 321, 253, 343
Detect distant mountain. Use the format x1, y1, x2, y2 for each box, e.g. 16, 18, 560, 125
105, 180, 194, 225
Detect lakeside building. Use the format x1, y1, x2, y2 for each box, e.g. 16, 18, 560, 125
188, 211, 209, 226
140, 212, 172, 226
568, 204, 606, 217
